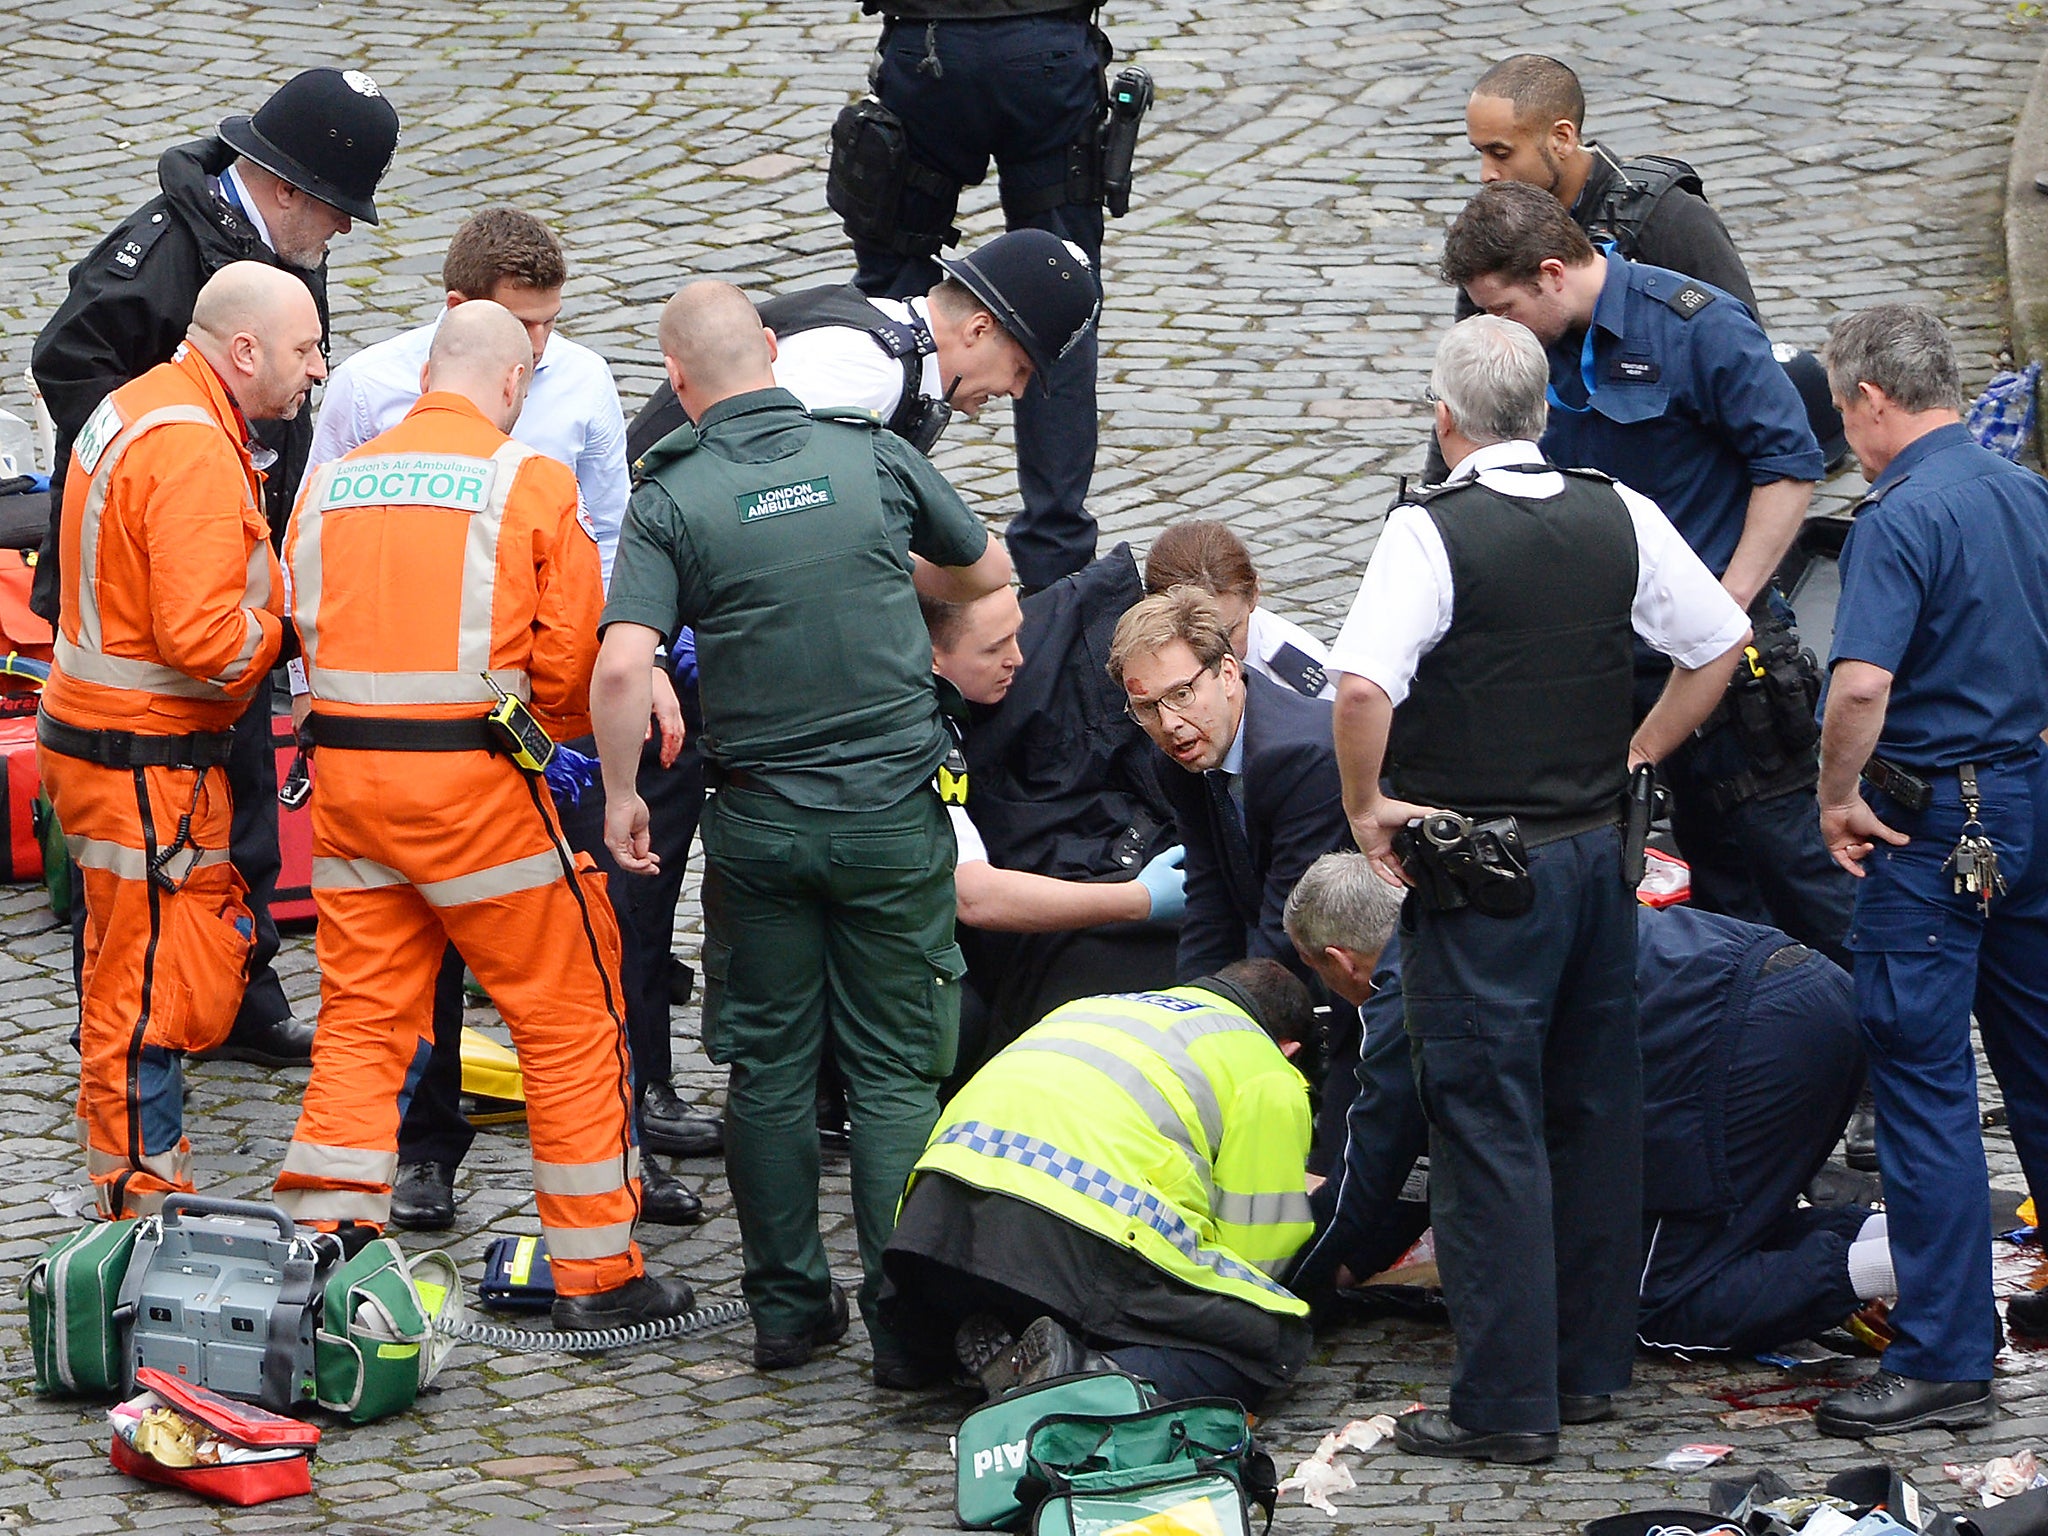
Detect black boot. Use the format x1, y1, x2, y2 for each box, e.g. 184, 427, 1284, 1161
552, 1273, 697, 1334
388, 1161, 456, 1230
641, 1083, 723, 1158
193, 1013, 316, 1067
639, 1156, 704, 1226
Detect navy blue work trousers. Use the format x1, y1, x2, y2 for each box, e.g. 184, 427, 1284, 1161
1635, 951, 1867, 1355
1852, 742, 2048, 1382
396, 724, 707, 1167
1404, 825, 1641, 1435
854, 12, 1106, 590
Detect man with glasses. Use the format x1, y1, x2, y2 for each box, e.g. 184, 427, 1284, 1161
1107, 587, 1352, 985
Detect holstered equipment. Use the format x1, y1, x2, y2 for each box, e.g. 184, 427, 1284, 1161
1395, 811, 1535, 918
827, 95, 963, 259
1622, 763, 1657, 887
1699, 599, 1823, 813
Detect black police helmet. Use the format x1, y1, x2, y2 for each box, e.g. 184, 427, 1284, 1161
1775, 344, 1850, 473
218, 68, 400, 226
938, 229, 1101, 394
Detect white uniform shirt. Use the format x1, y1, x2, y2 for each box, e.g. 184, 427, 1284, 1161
307, 313, 630, 582
1244, 606, 1335, 700
770, 296, 943, 421
1327, 439, 1748, 704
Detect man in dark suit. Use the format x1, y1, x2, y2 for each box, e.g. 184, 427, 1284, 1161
1108, 586, 1353, 982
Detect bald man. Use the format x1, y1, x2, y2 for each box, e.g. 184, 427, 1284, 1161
276, 299, 697, 1329
38, 262, 319, 1216
593, 280, 1008, 1383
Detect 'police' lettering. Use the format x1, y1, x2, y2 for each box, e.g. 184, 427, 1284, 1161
318, 454, 498, 514
737, 477, 836, 522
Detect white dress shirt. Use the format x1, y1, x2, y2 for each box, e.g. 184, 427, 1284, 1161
307, 312, 630, 582
770, 296, 943, 421
1245, 606, 1335, 700
949, 803, 990, 866
1327, 439, 1748, 705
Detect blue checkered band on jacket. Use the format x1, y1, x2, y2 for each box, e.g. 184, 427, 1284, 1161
936, 1119, 1292, 1299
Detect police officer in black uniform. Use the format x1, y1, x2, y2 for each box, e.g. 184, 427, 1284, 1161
31, 68, 400, 1065
1329, 315, 1750, 1463
824, 2, 1131, 592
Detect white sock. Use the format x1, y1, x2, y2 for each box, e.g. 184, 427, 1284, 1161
1857, 1212, 1887, 1245
1848, 1236, 1896, 1301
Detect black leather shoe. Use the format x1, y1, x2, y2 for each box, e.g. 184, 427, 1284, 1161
1559, 1393, 1614, 1425
979, 1316, 1115, 1398
1815, 1369, 1994, 1437
552, 1273, 697, 1334
640, 1084, 723, 1158
2008, 1287, 2048, 1339
1845, 1088, 1878, 1172
639, 1157, 704, 1226
193, 1013, 316, 1067
1393, 1408, 1556, 1464
873, 1340, 954, 1391
754, 1282, 850, 1370
388, 1161, 456, 1230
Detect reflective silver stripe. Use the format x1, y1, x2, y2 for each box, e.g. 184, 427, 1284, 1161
67, 831, 230, 885
72, 403, 218, 656
311, 855, 407, 891
418, 850, 562, 909
1212, 1188, 1315, 1230
308, 665, 530, 706
1004, 1038, 1215, 1204
295, 440, 536, 710
1042, 1004, 1258, 1158
54, 634, 225, 700
531, 1148, 639, 1198
279, 1138, 398, 1187
84, 1143, 188, 1185
208, 611, 265, 688
538, 1218, 637, 1261
274, 1187, 391, 1224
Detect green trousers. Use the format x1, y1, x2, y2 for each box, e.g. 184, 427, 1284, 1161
698, 782, 963, 1341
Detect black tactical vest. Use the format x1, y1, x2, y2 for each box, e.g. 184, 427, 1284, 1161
1386, 464, 1639, 823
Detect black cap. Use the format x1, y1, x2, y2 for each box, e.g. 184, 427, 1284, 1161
218, 68, 400, 226
938, 229, 1101, 394
1776, 344, 1849, 471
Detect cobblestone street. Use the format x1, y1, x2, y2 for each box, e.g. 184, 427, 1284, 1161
1, 1, 2046, 1530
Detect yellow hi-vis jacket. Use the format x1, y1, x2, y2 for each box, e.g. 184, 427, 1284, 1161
912, 985, 1315, 1317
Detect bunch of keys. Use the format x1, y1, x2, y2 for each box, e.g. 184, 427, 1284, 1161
1945, 764, 2007, 916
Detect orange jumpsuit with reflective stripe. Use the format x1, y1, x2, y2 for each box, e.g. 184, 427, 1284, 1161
273, 392, 642, 1294
37, 345, 284, 1218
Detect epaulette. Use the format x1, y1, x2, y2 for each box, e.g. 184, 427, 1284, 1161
1553, 465, 1618, 486
106, 208, 173, 281
809, 405, 883, 428
1266, 642, 1328, 699
633, 420, 701, 480
1647, 273, 1717, 320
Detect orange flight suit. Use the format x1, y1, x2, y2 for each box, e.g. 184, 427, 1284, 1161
272, 391, 642, 1295
37, 344, 285, 1218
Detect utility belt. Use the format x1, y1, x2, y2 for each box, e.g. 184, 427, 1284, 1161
1395, 806, 1620, 919
827, 26, 1151, 258
1694, 598, 1823, 812
703, 761, 772, 795
706, 755, 968, 807
307, 681, 557, 774
36, 711, 235, 771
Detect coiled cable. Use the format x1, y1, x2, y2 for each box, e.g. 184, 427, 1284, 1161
440, 1297, 752, 1355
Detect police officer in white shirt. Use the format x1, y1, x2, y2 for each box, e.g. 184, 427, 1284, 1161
306, 208, 710, 1230
1327, 315, 1749, 1465
1143, 519, 1335, 702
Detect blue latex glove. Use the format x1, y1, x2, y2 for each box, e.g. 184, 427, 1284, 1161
544, 743, 602, 808
671, 626, 698, 689
1137, 845, 1187, 922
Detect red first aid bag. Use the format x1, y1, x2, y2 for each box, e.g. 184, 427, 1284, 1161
109, 1366, 318, 1506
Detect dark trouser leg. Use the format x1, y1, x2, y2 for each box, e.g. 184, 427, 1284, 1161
822, 789, 959, 1342
393, 944, 475, 1169
1406, 828, 1639, 1434
1636, 952, 1867, 1353
1102, 1343, 1270, 1411
228, 688, 290, 1030
1970, 750, 2048, 1219
700, 786, 832, 1337
1291, 965, 1433, 1305
855, 14, 1107, 588
1852, 778, 1999, 1381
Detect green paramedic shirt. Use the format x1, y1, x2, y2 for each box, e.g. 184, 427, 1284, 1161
603, 387, 989, 812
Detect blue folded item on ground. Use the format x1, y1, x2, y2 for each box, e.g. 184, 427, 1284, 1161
1965, 360, 2039, 461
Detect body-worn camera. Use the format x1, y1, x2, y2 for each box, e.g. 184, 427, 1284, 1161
1395, 811, 1534, 918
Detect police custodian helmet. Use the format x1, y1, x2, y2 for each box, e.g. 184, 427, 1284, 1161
939, 229, 1102, 394
218, 67, 401, 226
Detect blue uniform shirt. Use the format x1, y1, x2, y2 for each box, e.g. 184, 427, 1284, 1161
1829, 422, 2048, 768
1540, 254, 1825, 576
